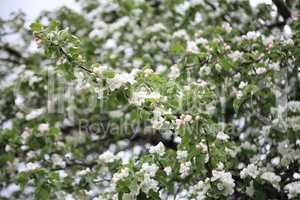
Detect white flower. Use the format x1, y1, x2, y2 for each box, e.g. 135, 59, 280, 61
284, 38, 294, 46
16, 112, 24, 119
22, 162, 41, 171
246, 181, 255, 197
175, 2, 190, 15
107, 72, 137, 91
168, 64, 180, 80
224, 43, 231, 51
261, 172, 281, 189
25, 108, 44, 120
152, 116, 166, 129
65, 194, 75, 200
238, 81, 248, 89
211, 170, 235, 196
140, 174, 159, 194
99, 151, 118, 163
149, 142, 165, 156
240, 164, 259, 179
129, 88, 161, 106
38, 123, 49, 133
5, 145, 11, 152
293, 173, 300, 179
109, 110, 124, 118
187, 41, 199, 54
77, 168, 91, 176
269, 62, 280, 71
256, 67, 267, 75
196, 142, 208, 153
112, 168, 130, 184
15, 95, 24, 108
243, 31, 261, 40
156, 64, 167, 73
198, 79, 209, 87
183, 114, 193, 122
284, 181, 300, 199
23, 70, 42, 86
144, 68, 154, 77
147, 23, 166, 32
174, 136, 182, 144
141, 163, 159, 177
176, 119, 183, 129
222, 22, 232, 32
122, 193, 135, 200
21, 129, 30, 141
190, 179, 210, 200
193, 12, 203, 24
217, 162, 224, 170
288, 101, 300, 113
195, 37, 208, 45
234, 72, 241, 79
52, 154, 66, 168
92, 65, 108, 75
216, 131, 230, 141
151, 109, 167, 129
164, 166, 172, 176
236, 90, 243, 99
104, 38, 117, 49
215, 63, 222, 72
29, 75, 43, 86
176, 150, 188, 161
57, 170, 68, 179
228, 51, 243, 61
0, 183, 20, 198
173, 29, 189, 40
271, 157, 280, 165
263, 35, 274, 47
180, 161, 191, 178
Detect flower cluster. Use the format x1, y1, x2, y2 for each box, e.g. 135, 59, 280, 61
0, 0, 299, 199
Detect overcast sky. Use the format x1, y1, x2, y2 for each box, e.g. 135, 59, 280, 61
0, 0, 80, 21
1, 0, 271, 22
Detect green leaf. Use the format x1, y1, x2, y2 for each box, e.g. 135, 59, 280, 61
17, 172, 30, 191
58, 63, 75, 80
148, 190, 161, 200
48, 127, 59, 137
103, 70, 115, 78
35, 185, 50, 200
137, 192, 147, 200
219, 58, 233, 70
0, 153, 14, 164
30, 22, 43, 32
48, 20, 59, 31
170, 39, 186, 55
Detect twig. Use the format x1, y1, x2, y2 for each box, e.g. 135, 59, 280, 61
0, 57, 22, 64
0, 43, 23, 58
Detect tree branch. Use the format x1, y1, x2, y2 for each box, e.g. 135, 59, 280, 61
58, 46, 94, 74
0, 43, 23, 58
0, 57, 22, 64
272, 0, 291, 24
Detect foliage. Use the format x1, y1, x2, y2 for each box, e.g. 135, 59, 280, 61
0, 0, 300, 199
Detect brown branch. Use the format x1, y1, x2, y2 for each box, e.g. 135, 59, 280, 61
58, 46, 94, 74
204, 131, 212, 178
0, 57, 22, 64
272, 0, 291, 21
0, 31, 18, 37
267, 21, 287, 29
50, 160, 97, 171
0, 43, 23, 58
270, 0, 291, 29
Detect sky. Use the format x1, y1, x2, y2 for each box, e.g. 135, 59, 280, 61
0, 0, 271, 22
0, 0, 80, 21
